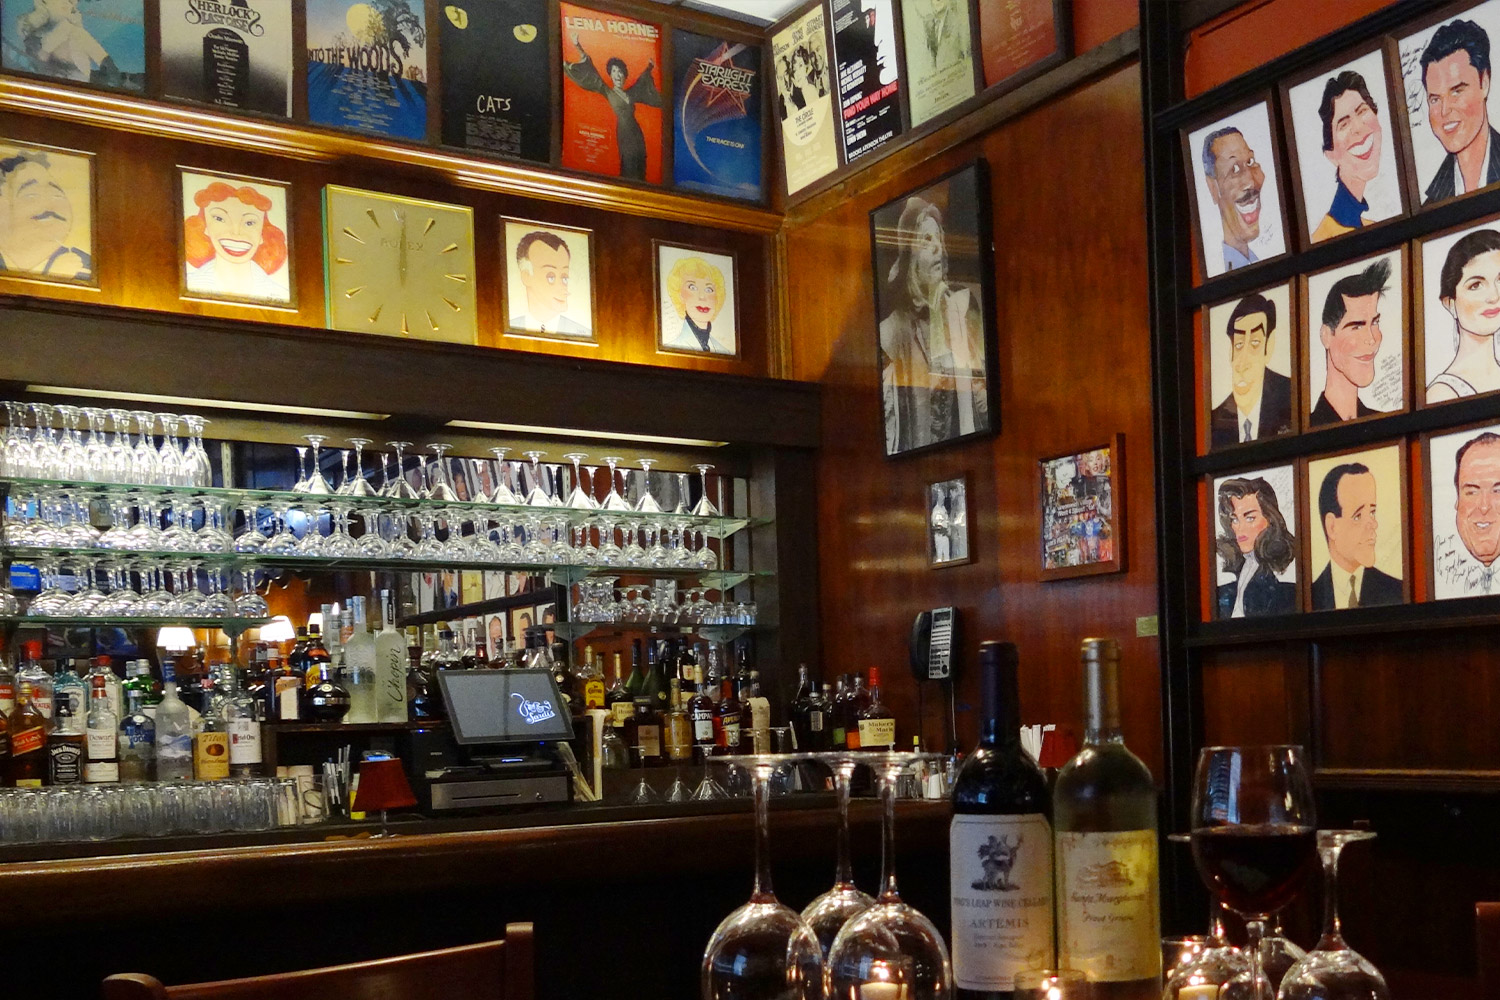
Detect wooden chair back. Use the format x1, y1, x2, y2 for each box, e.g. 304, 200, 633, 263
101, 923, 534, 1000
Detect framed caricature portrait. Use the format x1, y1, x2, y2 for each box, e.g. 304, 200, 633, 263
1203, 281, 1297, 452
1281, 47, 1408, 245
1183, 95, 1290, 280
502, 218, 595, 342
1394, 0, 1500, 209
1208, 464, 1299, 620
1427, 420, 1500, 599
1039, 436, 1124, 580
1300, 247, 1407, 428
1304, 444, 1409, 612
0, 140, 95, 287
1415, 212, 1500, 406
179, 168, 293, 307
654, 242, 738, 357
870, 160, 997, 458
928, 474, 971, 567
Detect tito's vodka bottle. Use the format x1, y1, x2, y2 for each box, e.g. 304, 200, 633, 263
949, 641, 1054, 999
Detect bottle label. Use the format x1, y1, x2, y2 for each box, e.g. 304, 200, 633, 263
14, 778, 40, 788
858, 717, 896, 748
275, 677, 300, 720
87, 728, 117, 761
194, 732, 230, 779
637, 724, 661, 757
949, 813, 1055, 991
1056, 829, 1160, 982
809, 710, 824, 732
845, 726, 861, 750
228, 718, 263, 765
692, 713, 715, 741
832, 725, 846, 746
584, 679, 605, 710
611, 702, 632, 728
34, 694, 53, 719
11, 726, 43, 756
122, 719, 154, 749
721, 719, 740, 748
0, 680, 14, 714
48, 741, 83, 784
85, 760, 119, 783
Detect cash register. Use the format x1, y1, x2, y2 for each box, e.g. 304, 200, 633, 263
406, 668, 576, 812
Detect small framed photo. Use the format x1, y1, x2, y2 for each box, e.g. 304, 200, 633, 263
1203, 281, 1297, 452
1280, 46, 1409, 246
928, 474, 971, 568
1415, 212, 1500, 406
1426, 420, 1500, 599
1182, 95, 1291, 280
484, 613, 509, 656
1300, 246, 1407, 428
179, 168, 294, 307
1394, 1, 1500, 210
1209, 464, 1300, 620
870, 160, 997, 457
1039, 436, 1124, 580
502, 217, 596, 341
0, 140, 95, 286
654, 241, 738, 357
1304, 443, 1409, 612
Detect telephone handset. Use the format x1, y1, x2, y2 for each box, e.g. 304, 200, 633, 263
909, 606, 959, 682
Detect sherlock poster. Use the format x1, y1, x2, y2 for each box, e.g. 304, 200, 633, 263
305, 0, 428, 141
160, 0, 293, 116
773, 4, 841, 194
560, 3, 664, 184
0, 0, 145, 91
672, 29, 762, 201
831, 0, 902, 163
439, 0, 550, 163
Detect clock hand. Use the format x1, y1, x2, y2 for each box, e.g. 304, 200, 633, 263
398, 211, 408, 284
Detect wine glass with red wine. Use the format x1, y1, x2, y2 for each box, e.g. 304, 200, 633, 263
1190, 745, 1318, 1000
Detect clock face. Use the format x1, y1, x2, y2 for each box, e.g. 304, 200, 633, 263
323, 185, 478, 344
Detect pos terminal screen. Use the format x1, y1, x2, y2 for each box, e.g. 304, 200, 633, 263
436, 669, 574, 745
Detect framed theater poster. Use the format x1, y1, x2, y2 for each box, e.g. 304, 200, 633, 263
870, 160, 996, 457
0, 0, 144, 91
1203, 281, 1297, 452
560, 3, 664, 184
1208, 464, 1299, 620
773, 3, 841, 194
1416, 212, 1500, 406
831, 0, 903, 163
0, 141, 95, 286
440, 0, 551, 163
655, 242, 737, 357
976, 0, 1068, 92
179, 168, 293, 307
503, 217, 595, 341
672, 29, 763, 201
929, 474, 971, 567
1183, 95, 1290, 280
1304, 443, 1409, 612
305, 0, 428, 141
900, 0, 979, 127
1300, 247, 1407, 428
1041, 437, 1124, 580
160, 0, 293, 116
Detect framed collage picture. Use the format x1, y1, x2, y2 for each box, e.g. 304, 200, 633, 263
1040, 436, 1124, 581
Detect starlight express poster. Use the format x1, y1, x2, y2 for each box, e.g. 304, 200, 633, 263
160, 0, 293, 116
305, 0, 427, 141
832, 0, 902, 163
560, 3, 664, 184
439, 0, 550, 163
672, 29, 762, 201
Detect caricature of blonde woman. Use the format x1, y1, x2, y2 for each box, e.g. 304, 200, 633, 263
663, 255, 733, 354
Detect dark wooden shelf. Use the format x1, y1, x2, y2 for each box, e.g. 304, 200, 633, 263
1187, 593, 1500, 647
267, 720, 445, 734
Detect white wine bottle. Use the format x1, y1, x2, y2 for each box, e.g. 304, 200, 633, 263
1053, 638, 1161, 999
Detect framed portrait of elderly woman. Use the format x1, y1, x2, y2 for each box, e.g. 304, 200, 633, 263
178, 168, 293, 307
1415, 212, 1500, 406
0, 140, 95, 287
869, 159, 997, 458
654, 242, 738, 357
1208, 464, 1300, 621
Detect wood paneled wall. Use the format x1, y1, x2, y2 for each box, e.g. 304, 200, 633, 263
783, 64, 1162, 771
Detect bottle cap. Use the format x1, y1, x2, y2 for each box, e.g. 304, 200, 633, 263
868, 666, 882, 686
23, 640, 41, 659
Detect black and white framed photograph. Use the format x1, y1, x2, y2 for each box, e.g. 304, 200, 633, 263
870, 159, 996, 457
928, 474, 970, 567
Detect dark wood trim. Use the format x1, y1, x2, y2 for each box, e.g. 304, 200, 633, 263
398, 585, 566, 628
1185, 592, 1500, 647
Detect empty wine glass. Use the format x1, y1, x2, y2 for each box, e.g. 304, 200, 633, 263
424, 444, 458, 501
181, 415, 212, 487
701, 755, 822, 1000
157, 413, 186, 486
301, 435, 332, 494
104, 409, 133, 482
826, 752, 952, 1000
488, 447, 519, 505
343, 438, 378, 497
634, 458, 662, 513
384, 441, 420, 500
801, 755, 875, 961
693, 463, 719, 516
291, 445, 310, 493
234, 570, 269, 619
1276, 830, 1387, 1000
334, 448, 353, 495
600, 456, 630, 511
130, 411, 159, 485
564, 453, 597, 509
522, 451, 555, 506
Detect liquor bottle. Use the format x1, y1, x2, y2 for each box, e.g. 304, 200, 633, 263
788, 664, 814, 750
574, 646, 605, 712
374, 590, 409, 723
306, 647, 352, 723
8, 682, 46, 787
154, 658, 195, 781
688, 665, 717, 760
287, 626, 310, 677
1054, 638, 1161, 998
45, 693, 85, 785
86, 656, 122, 722
677, 642, 698, 689
624, 696, 663, 768
193, 690, 230, 781
809, 683, 834, 751
53, 658, 86, 727
16, 641, 52, 720
0, 651, 15, 716
343, 597, 379, 724
302, 624, 333, 692
845, 673, 871, 750
472, 626, 490, 668
118, 686, 155, 782
605, 652, 631, 729
641, 639, 668, 712
624, 639, 645, 695
84, 675, 119, 783
268, 647, 302, 722
950, 641, 1054, 999
857, 666, 897, 751
0, 699, 10, 782
224, 668, 262, 778
714, 671, 743, 751
744, 671, 771, 753
122, 659, 159, 708
830, 674, 850, 750
458, 622, 479, 668
664, 678, 693, 763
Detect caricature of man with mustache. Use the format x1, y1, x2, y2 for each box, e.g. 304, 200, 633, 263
1201, 126, 1267, 271
0, 151, 91, 281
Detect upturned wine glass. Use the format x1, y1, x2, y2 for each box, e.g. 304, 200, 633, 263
693, 463, 719, 516
425, 444, 459, 501
344, 438, 378, 497
523, 451, 555, 506
1191, 746, 1318, 1000
564, 453, 597, 509
130, 411, 159, 485
383, 441, 421, 499
701, 755, 822, 1000
488, 447, 519, 504
1276, 830, 1388, 1000
826, 752, 952, 999
600, 456, 630, 511
801, 755, 875, 961
634, 457, 662, 513
301, 435, 333, 494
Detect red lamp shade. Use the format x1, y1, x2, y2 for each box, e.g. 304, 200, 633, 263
353, 758, 418, 813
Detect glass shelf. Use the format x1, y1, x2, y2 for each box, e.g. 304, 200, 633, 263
0, 616, 270, 629
550, 622, 757, 643
0, 477, 766, 540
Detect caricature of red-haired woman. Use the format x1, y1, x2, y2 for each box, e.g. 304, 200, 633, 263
183, 181, 289, 302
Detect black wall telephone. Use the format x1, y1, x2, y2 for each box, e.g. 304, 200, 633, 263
909, 606, 959, 681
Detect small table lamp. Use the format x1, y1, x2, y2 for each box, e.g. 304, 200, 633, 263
352, 758, 418, 837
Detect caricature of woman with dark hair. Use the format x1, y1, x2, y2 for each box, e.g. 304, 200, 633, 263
1215, 476, 1297, 618
565, 32, 662, 180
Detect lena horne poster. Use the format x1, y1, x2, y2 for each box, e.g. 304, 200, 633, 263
160, 0, 293, 116
772, 4, 841, 194
831, 0, 902, 163
672, 29, 762, 201
560, 3, 664, 184
439, 0, 550, 163
305, 0, 428, 141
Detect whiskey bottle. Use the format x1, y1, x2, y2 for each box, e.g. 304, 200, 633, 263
0, 651, 14, 716
624, 696, 663, 768
8, 683, 46, 787
84, 675, 119, 783
664, 679, 693, 763
45, 694, 85, 785
857, 667, 896, 751
845, 673, 871, 750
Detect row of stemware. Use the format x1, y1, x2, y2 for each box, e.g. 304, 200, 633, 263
572, 580, 755, 625
13, 557, 267, 619
1, 401, 212, 487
